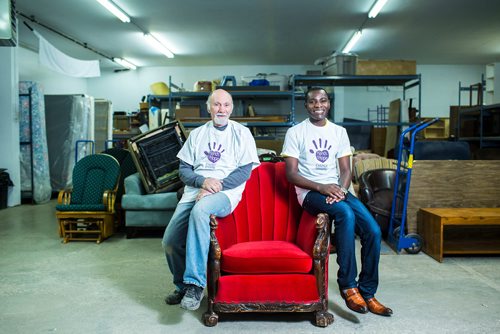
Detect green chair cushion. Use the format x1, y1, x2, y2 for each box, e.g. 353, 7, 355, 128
70, 154, 120, 205
56, 204, 106, 211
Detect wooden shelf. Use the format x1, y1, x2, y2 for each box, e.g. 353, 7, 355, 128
420, 117, 449, 139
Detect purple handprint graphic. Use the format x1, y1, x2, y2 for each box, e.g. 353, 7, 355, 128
204, 142, 225, 163
309, 138, 331, 163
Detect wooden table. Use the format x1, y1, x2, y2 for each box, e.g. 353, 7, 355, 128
418, 208, 500, 262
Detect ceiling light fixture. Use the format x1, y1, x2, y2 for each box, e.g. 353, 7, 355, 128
113, 57, 137, 70
342, 30, 362, 54
144, 33, 175, 58
368, 0, 388, 18
95, 0, 130, 23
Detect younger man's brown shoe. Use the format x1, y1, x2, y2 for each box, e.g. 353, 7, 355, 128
341, 288, 368, 314
365, 297, 393, 316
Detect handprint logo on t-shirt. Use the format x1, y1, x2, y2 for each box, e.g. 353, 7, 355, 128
204, 142, 225, 163
309, 138, 331, 163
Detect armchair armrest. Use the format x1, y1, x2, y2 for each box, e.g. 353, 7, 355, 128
124, 173, 146, 195
103, 189, 117, 213
207, 214, 222, 306
296, 211, 329, 258
296, 211, 330, 304
57, 189, 72, 205
358, 186, 374, 204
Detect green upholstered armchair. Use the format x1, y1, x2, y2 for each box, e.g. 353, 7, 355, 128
56, 153, 120, 244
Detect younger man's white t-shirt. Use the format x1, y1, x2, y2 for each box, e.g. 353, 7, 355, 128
281, 119, 352, 205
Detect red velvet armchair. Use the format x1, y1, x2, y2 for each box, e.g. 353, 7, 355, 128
203, 162, 334, 327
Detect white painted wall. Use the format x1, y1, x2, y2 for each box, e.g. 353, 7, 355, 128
419, 65, 484, 116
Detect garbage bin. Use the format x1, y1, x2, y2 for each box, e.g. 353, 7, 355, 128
0, 169, 14, 210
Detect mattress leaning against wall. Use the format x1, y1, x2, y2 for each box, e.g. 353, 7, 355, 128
18, 81, 52, 204
94, 98, 113, 151
44, 94, 94, 192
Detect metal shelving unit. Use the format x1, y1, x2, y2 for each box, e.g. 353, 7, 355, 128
148, 74, 422, 133
148, 76, 296, 129
456, 77, 500, 148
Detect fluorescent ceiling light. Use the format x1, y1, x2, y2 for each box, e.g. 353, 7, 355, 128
96, 0, 130, 23
342, 30, 362, 53
113, 57, 137, 70
144, 33, 175, 58
368, 0, 388, 18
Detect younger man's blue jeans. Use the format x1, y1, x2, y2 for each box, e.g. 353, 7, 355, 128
302, 191, 382, 299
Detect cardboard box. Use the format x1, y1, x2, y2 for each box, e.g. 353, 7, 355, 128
175, 106, 201, 120
356, 60, 416, 75
113, 114, 130, 130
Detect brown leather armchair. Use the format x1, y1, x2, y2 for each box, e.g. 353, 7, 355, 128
358, 168, 404, 238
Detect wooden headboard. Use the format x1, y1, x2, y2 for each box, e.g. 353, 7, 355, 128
407, 160, 500, 233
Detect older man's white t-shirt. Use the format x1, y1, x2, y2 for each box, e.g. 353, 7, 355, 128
177, 120, 259, 212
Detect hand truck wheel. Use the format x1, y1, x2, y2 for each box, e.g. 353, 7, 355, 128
393, 227, 423, 254
404, 233, 423, 254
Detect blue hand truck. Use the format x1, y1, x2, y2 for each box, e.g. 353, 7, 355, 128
387, 118, 439, 254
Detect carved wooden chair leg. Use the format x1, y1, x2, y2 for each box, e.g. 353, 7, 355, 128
315, 310, 334, 327
202, 311, 218, 327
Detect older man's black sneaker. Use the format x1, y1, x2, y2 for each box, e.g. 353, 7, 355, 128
165, 289, 185, 305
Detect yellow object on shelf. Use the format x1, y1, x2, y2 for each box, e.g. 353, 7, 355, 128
150, 82, 169, 95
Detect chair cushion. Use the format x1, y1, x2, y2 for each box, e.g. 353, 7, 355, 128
215, 274, 320, 304
221, 240, 312, 274
121, 192, 178, 210
56, 204, 106, 211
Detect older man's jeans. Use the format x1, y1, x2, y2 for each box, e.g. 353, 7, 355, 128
162, 192, 231, 291
302, 191, 382, 299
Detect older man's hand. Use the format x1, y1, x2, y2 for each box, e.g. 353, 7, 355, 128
196, 189, 212, 202
202, 177, 223, 193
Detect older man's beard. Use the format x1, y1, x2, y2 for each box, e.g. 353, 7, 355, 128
213, 113, 229, 126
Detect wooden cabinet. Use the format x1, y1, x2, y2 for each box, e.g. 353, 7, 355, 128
420, 117, 449, 139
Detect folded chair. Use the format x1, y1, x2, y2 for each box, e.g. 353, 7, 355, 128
203, 162, 334, 327
56, 154, 120, 244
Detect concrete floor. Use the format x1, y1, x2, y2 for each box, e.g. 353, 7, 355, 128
1, 200, 499, 334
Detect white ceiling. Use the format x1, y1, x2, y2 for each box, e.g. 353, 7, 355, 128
14, 0, 500, 72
